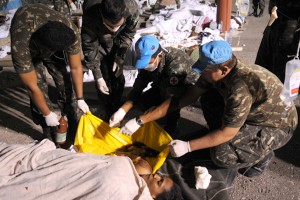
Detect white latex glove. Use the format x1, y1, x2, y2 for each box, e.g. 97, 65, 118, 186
44, 111, 60, 126
169, 140, 191, 157
194, 166, 212, 189
77, 99, 90, 113
97, 78, 109, 95
109, 108, 126, 127
118, 118, 140, 136
112, 62, 123, 77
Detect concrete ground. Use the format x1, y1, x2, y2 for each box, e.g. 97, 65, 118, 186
0, 1, 300, 199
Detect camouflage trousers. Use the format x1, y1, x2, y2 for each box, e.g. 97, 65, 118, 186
201, 89, 294, 169
31, 51, 81, 143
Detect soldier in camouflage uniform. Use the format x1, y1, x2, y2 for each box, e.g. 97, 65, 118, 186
109, 35, 200, 135
81, 0, 139, 121
10, 4, 89, 146
120, 40, 298, 177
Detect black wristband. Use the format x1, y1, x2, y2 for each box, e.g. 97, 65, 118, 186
76, 97, 84, 100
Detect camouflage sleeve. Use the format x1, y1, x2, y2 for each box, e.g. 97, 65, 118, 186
182, 55, 200, 85
81, 23, 103, 80
127, 71, 151, 103
167, 48, 200, 86
114, 0, 139, 66
10, 21, 34, 74
223, 82, 252, 128
185, 69, 200, 85
66, 22, 81, 55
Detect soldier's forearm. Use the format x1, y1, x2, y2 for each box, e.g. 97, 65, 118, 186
69, 53, 84, 98
140, 98, 172, 124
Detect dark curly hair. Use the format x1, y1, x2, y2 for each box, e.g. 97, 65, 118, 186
34, 21, 76, 51
156, 182, 184, 200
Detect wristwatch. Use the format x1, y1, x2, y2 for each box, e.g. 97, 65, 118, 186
136, 117, 144, 126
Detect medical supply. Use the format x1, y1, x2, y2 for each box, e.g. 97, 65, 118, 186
280, 41, 300, 106
56, 115, 68, 144
194, 166, 212, 189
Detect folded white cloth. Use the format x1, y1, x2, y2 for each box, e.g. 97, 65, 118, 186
194, 166, 212, 189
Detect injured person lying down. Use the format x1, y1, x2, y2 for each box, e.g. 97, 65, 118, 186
0, 139, 183, 200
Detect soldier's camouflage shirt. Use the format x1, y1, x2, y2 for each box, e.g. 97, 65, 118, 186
128, 47, 200, 103
81, 0, 139, 80
10, 4, 80, 74
196, 60, 298, 129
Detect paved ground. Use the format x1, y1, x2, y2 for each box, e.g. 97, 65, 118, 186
0, 1, 300, 199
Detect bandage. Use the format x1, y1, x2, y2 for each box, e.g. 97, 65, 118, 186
194, 166, 212, 189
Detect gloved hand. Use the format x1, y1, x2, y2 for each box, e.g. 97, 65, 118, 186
77, 99, 90, 113
118, 118, 140, 136
112, 62, 123, 78
97, 78, 109, 95
169, 140, 191, 157
109, 108, 126, 127
44, 111, 60, 126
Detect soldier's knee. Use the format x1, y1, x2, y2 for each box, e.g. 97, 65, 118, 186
210, 148, 239, 168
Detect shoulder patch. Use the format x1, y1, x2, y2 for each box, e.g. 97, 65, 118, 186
169, 76, 179, 86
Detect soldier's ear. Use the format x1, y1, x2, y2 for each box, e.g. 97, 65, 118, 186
220, 65, 229, 75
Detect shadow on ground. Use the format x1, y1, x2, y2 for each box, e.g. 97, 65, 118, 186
0, 71, 43, 140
